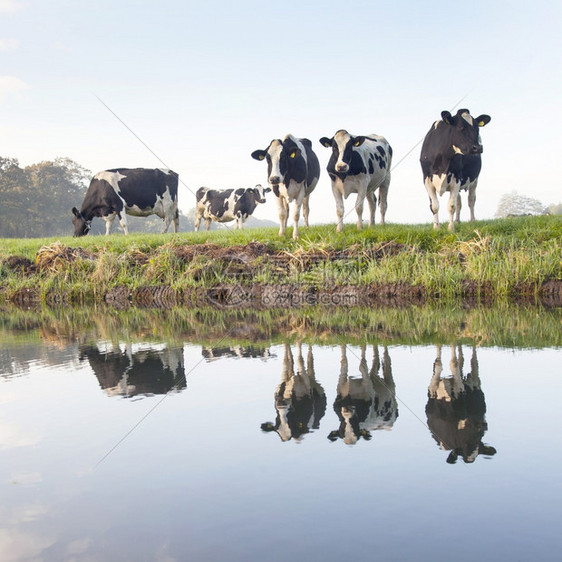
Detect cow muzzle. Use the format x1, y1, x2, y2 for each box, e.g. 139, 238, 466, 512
472, 145, 483, 154
269, 176, 281, 185
336, 163, 349, 173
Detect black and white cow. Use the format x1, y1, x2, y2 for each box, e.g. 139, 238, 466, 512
261, 343, 326, 442
72, 168, 179, 236
79, 342, 186, 398
319, 130, 392, 232
251, 134, 320, 239
425, 345, 496, 464
328, 345, 398, 444
420, 109, 491, 231
194, 185, 270, 231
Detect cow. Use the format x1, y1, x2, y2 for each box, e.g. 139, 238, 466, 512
194, 185, 270, 231
72, 168, 179, 236
319, 130, 392, 232
261, 343, 326, 442
202, 345, 273, 361
328, 345, 398, 445
425, 344, 497, 464
420, 109, 491, 231
79, 342, 186, 398
251, 134, 320, 239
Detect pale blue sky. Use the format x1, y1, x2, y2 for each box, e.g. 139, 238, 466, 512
1, 0, 561, 224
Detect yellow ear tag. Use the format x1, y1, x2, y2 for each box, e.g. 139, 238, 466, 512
258, 154, 265, 160
290, 151, 296, 158
478, 120, 486, 127
354, 140, 360, 146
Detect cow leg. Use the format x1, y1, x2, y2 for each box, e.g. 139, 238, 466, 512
291, 191, 305, 240
355, 190, 367, 230
162, 214, 172, 233
117, 213, 129, 235
194, 212, 201, 232
468, 180, 478, 221
332, 185, 345, 233
447, 183, 461, 232
455, 193, 462, 224
302, 195, 310, 228
173, 210, 179, 233
424, 178, 440, 229
366, 190, 376, 226
205, 218, 211, 231
378, 173, 391, 225
276, 196, 288, 236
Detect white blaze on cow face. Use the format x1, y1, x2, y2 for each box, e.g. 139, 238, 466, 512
266, 139, 284, 184
333, 130, 353, 173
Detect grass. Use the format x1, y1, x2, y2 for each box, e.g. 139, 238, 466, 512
0, 216, 560, 304
1, 302, 561, 349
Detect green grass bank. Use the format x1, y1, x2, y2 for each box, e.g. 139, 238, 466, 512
0, 216, 560, 307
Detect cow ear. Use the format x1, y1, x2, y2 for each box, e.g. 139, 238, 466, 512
72, 207, 80, 217
251, 150, 266, 161
441, 111, 454, 125
288, 148, 301, 159
352, 136, 366, 147
319, 137, 333, 148
475, 114, 491, 127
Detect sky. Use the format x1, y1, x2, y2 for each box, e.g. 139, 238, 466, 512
1, 0, 561, 227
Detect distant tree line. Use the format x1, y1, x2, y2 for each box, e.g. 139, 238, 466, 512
495, 191, 561, 218
0, 156, 194, 238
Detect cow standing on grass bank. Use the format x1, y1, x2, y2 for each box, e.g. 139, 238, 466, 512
72, 168, 179, 236
194, 185, 270, 231
319, 130, 392, 232
251, 134, 320, 240
420, 109, 491, 231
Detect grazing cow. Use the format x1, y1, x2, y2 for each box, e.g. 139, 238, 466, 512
425, 345, 497, 464
79, 342, 186, 398
420, 109, 491, 231
194, 185, 270, 231
319, 130, 392, 232
261, 343, 326, 442
328, 345, 398, 444
72, 168, 179, 236
251, 134, 320, 239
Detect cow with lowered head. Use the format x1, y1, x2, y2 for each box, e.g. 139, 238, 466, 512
251, 134, 320, 239
319, 130, 392, 232
72, 168, 179, 236
420, 109, 491, 231
194, 185, 270, 231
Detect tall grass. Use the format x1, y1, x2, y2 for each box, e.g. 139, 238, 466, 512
0, 216, 560, 304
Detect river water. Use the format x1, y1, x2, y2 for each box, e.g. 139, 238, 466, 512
1, 306, 561, 561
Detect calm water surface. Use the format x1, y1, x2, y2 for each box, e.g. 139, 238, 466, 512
1, 308, 561, 561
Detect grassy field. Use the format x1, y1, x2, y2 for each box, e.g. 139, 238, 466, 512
0, 215, 560, 305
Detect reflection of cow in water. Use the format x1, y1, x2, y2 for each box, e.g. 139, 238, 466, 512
80, 342, 186, 398
261, 343, 326, 442
328, 345, 398, 444
426, 345, 496, 464
202, 345, 272, 362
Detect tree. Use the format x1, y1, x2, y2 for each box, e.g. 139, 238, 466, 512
495, 191, 547, 218
0, 156, 91, 237
547, 202, 562, 215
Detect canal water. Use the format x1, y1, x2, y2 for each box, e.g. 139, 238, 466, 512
1, 306, 561, 561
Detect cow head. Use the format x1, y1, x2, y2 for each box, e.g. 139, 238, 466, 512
319, 129, 366, 177
251, 136, 303, 188
72, 207, 91, 237
251, 184, 271, 204
440, 109, 491, 156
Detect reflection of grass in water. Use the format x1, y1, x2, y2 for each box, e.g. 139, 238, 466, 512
1, 304, 560, 349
